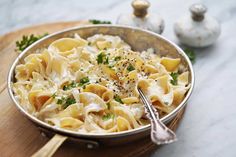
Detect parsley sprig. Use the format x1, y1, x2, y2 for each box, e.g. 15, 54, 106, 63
114, 56, 121, 61
16, 33, 48, 52
114, 95, 124, 104
79, 77, 90, 85
102, 113, 115, 121
127, 64, 135, 72
63, 81, 77, 91
97, 52, 109, 64
62, 77, 90, 91
184, 48, 196, 63
106, 103, 111, 109
89, 19, 111, 24
170, 72, 179, 85
57, 96, 76, 109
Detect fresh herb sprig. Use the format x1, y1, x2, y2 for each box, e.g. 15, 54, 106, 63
114, 56, 121, 61
51, 93, 57, 98
57, 96, 76, 109
102, 113, 115, 121
127, 64, 135, 72
170, 72, 179, 85
89, 19, 111, 24
106, 103, 111, 109
97, 52, 109, 64
184, 48, 196, 63
114, 95, 124, 104
62, 77, 90, 91
63, 81, 77, 91
15, 33, 48, 52
78, 77, 90, 86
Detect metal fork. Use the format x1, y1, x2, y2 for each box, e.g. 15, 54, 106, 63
138, 88, 177, 145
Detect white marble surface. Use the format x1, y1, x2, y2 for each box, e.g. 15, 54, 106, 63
1, 0, 236, 156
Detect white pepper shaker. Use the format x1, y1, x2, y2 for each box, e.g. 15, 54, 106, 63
117, 0, 164, 34
174, 4, 221, 47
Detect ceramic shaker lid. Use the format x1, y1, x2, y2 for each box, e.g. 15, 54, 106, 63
117, 0, 165, 34
174, 4, 221, 47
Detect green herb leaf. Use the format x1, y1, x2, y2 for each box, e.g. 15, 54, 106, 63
66, 97, 76, 105
97, 52, 109, 64
51, 93, 57, 98
106, 103, 111, 109
114, 95, 124, 104
57, 96, 76, 109
63, 85, 70, 91
127, 64, 135, 72
57, 96, 66, 104
170, 72, 179, 85
61, 97, 76, 109
114, 56, 121, 61
97, 52, 105, 64
63, 81, 77, 91
104, 56, 109, 64
89, 19, 112, 24
102, 113, 115, 121
15, 33, 48, 52
80, 77, 89, 84
184, 48, 196, 63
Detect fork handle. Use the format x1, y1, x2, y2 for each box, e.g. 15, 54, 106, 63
138, 88, 177, 145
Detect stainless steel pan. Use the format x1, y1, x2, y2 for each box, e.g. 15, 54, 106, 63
7, 25, 194, 156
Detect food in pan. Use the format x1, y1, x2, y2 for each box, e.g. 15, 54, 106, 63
12, 34, 190, 133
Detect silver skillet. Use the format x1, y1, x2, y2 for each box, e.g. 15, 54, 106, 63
7, 25, 194, 156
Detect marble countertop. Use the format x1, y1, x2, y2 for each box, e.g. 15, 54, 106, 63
1, 0, 236, 156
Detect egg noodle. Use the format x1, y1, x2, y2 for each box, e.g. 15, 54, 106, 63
13, 34, 190, 133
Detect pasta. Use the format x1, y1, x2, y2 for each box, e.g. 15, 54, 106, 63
13, 34, 190, 133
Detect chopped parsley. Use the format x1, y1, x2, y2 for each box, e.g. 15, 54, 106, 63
97, 52, 109, 64
170, 72, 179, 85
79, 77, 89, 85
102, 113, 115, 121
127, 64, 135, 72
89, 19, 112, 24
16, 33, 48, 52
62, 78, 89, 90
97, 52, 105, 64
57, 96, 76, 109
57, 96, 66, 104
184, 48, 196, 63
63, 97, 76, 109
114, 95, 124, 104
106, 103, 111, 109
63, 81, 77, 91
104, 56, 109, 64
51, 93, 57, 98
114, 56, 121, 61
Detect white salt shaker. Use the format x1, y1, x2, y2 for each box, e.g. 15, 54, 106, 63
174, 4, 221, 47
117, 0, 164, 34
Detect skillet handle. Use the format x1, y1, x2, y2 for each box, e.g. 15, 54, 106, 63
32, 134, 67, 157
